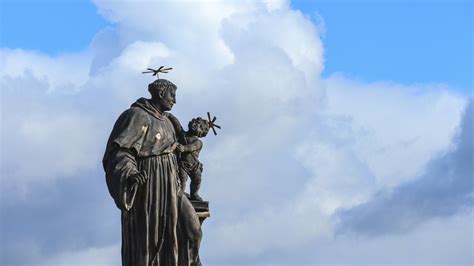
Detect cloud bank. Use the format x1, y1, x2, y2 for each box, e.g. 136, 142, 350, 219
337, 99, 473, 236
1, 0, 471, 264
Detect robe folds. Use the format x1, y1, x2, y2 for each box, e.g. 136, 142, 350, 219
103, 98, 196, 266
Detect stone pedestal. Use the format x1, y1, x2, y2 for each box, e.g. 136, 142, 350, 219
191, 200, 210, 224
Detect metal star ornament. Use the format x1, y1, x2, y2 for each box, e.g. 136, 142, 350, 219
142, 66, 173, 79
207, 112, 221, 136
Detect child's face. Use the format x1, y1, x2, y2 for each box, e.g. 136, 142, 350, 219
194, 121, 209, 137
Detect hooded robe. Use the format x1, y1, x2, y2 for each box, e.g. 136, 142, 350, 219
103, 98, 182, 265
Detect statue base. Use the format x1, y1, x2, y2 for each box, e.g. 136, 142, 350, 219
191, 200, 210, 224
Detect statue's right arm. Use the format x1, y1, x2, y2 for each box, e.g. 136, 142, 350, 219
104, 109, 150, 210
105, 146, 147, 211
112, 147, 147, 185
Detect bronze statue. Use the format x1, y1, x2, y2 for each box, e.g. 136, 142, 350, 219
176, 117, 209, 201
103, 68, 211, 265
168, 112, 220, 202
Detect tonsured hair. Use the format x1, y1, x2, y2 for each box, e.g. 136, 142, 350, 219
148, 79, 177, 99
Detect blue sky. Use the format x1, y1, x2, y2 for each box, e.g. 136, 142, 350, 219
294, 0, 473, 92
1, 0, 473, 265
2, 0, 472, 92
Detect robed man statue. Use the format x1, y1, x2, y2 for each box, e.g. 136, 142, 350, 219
103, 79, 202, 266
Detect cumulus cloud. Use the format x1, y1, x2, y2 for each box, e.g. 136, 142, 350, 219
202, 76, 467, 262
44, 243, 120, 266
2, 239, 120, 266
336, 99, 473, 236
0, 48, 91, 93
294, 75, 467, 213
0, 0, 471, 265
300, 211, 473, 265
0, 49, 106, 200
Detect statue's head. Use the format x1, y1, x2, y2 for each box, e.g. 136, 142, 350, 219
188, 117, 209, 138
148, 79, 177, 111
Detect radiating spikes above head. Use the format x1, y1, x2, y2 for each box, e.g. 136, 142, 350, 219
206, 111, 221, 136
142, 66, 173, 79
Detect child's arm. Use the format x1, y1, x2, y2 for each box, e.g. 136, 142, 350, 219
181, 139, 202, 153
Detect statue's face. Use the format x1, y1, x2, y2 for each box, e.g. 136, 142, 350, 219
158, 87, 176, 111
196, 125, 206, 137
194, 120, 209, 137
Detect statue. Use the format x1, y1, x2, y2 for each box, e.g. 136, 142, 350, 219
172, 117, 209, 201
103, 67, 215, 266
172, 114, 220, 201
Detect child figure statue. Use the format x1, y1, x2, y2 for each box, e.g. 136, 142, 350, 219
175, 117, 210, 201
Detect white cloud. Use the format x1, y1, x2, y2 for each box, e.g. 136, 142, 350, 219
307, 211, 474, 265
0, 0, 471, 264
0, 48, 91, 93
2, 241, 121, 266
0, 49, 106, 200
336, 99, 473, 236
322, 75, 466, 186
293, 75, 467, 214
44, 243, 121, 266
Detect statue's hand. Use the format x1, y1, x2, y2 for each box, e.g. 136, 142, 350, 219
176, 143, 185, 153
129, 170, 148, 185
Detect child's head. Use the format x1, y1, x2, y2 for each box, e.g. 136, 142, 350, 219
188, 117, 209, 137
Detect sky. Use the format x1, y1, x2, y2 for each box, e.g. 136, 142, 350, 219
0, 0, 473, 265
